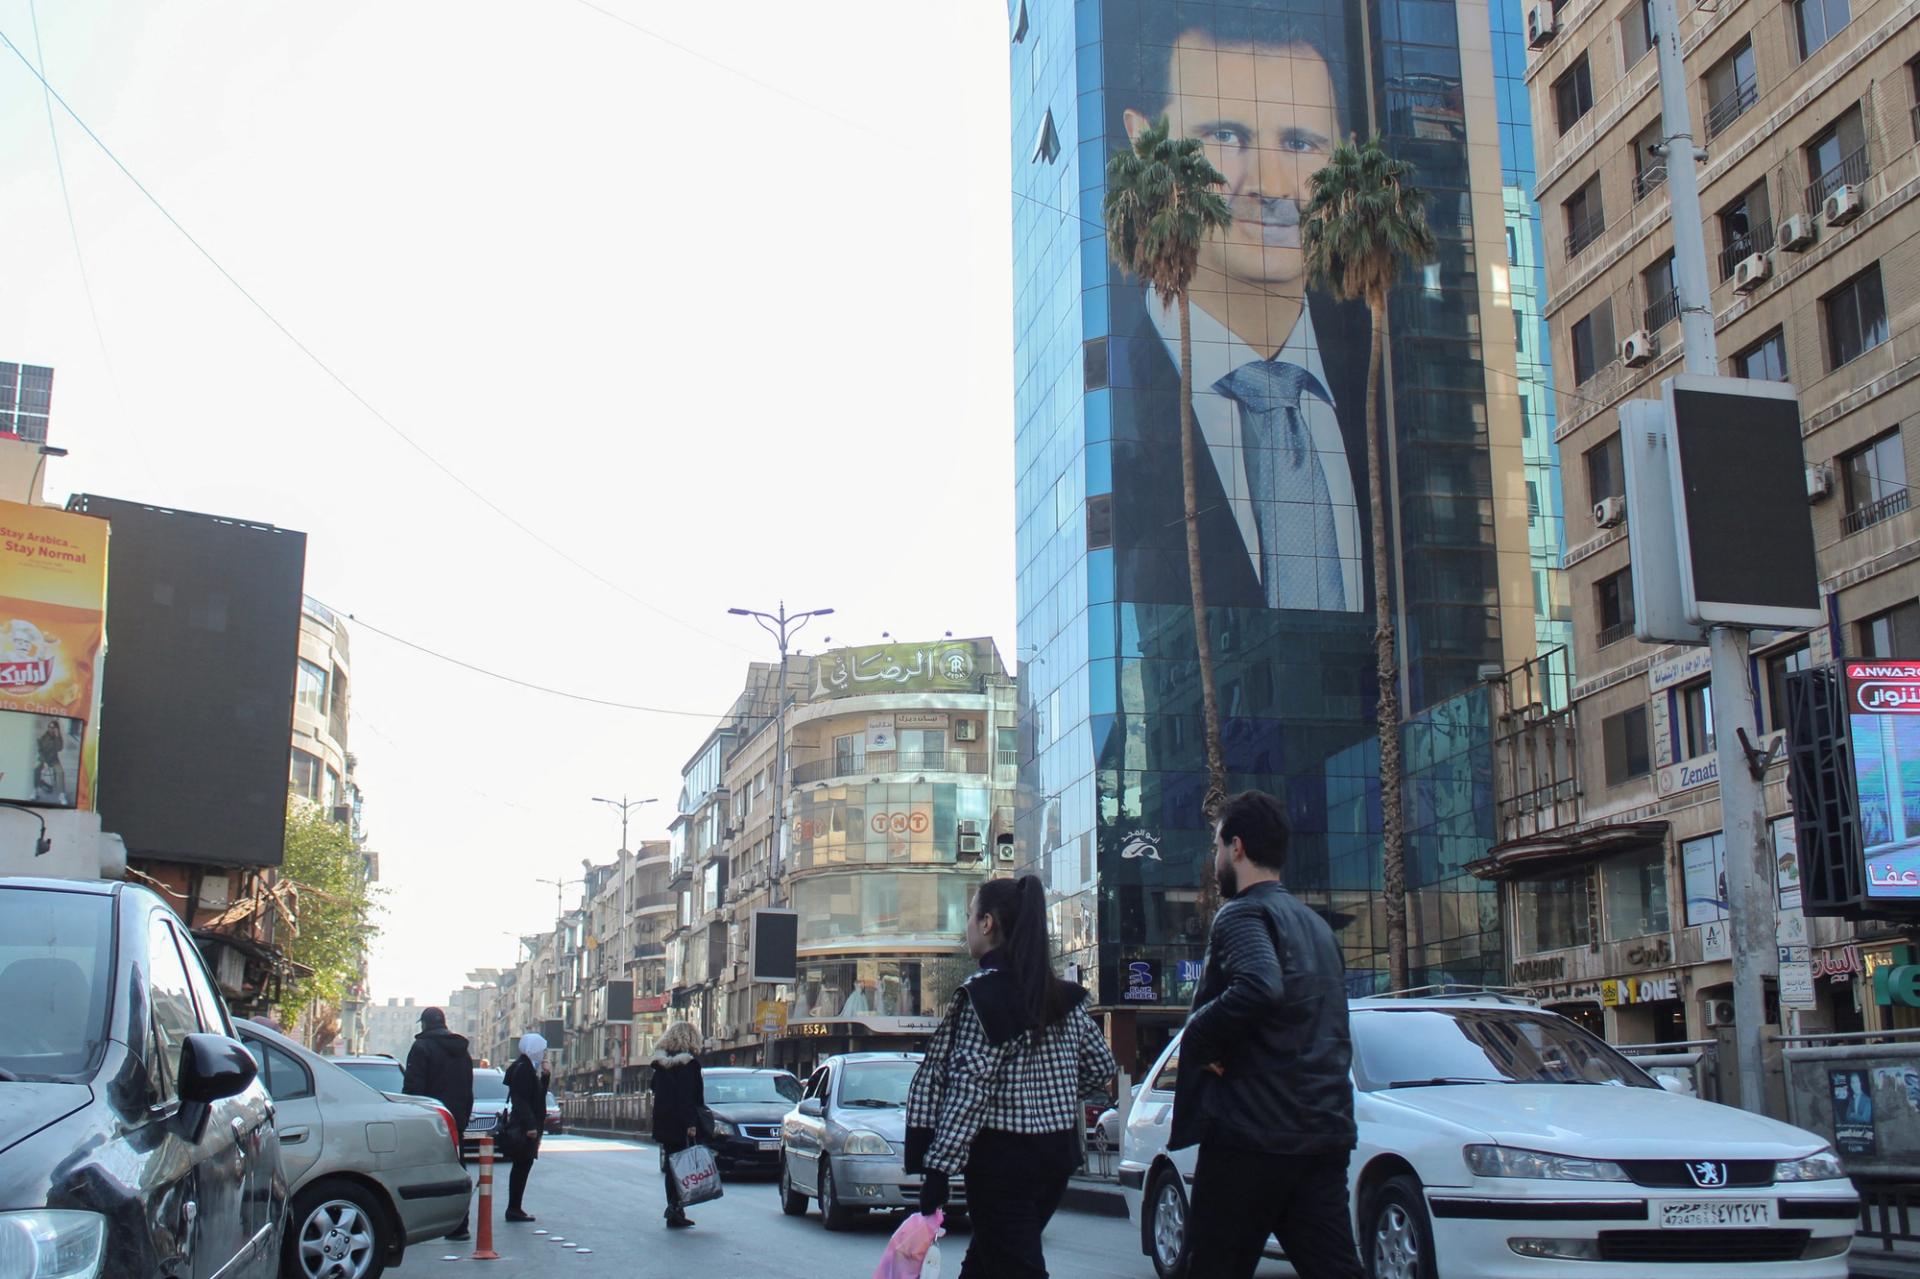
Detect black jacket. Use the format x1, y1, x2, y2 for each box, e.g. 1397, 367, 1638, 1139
504, 1055, 549, 1130
1170, 880, 1356, 1155
648, 1052, 708, 1146
402, 1029, 474, 1126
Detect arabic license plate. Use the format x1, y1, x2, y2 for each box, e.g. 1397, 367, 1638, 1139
759, 1141, 781, 1152
1658, 1200, 1772, 1228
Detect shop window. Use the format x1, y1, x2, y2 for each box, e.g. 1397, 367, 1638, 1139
1516, 871, 1592, 953
1603, 845, 1670, 940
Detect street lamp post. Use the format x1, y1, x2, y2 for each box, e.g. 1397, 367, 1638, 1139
728, 601, 832, 1068
532, 874, 586, 1081
592, 795, 656, 1088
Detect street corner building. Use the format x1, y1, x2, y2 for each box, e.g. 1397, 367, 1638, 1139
1009, 0, 1565, 1074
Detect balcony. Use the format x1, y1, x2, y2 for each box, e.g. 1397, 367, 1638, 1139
1632, 163, 1667, 204
632, 890, 676, 914
1704, 78, 1758, 140
1717, 223, 1774, 281
1598, 618, 1636, 648
632, 941, 665, 960
1806, 147, 1870, 214
1643, 290, 1681, 332
1565, 209, 1607, 258
1843, 487, 1910, 536
791, 749, 989, 786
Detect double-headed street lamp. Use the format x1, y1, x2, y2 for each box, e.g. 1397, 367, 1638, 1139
591, 794, 658, 855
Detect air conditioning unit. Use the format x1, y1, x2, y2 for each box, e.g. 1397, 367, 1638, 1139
1777, 214, 1815, 252
1732, 252, 1771, 293
1621, 329, 1656, 367
1593, 495, 1627, 529
996, 842, 1017, 862
959, 833, 987, 855
1704, 999, 1737, 1028
1526, 5, 1556, 47
1824, 184, 1864, 226
954, 719, 979, 742
1807, 462, 1835, 501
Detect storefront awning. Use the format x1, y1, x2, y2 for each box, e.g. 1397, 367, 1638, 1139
1468, 821, 1669, 881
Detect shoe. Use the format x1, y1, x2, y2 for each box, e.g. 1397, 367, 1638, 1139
665, 1212, 694, 1229
505, 1210, 536, 1223
445, 1230, 470, 1242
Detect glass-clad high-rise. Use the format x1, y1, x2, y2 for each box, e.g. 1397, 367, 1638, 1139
1010, 0, 1565, 1068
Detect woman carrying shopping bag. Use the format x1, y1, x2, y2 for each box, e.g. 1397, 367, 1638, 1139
649, 1021, 711, 1228
906, 875, 1117, 1279
502, 1033, 551, 1222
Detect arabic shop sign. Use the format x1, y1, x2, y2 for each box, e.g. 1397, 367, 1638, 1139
813, 642, 980, 698
1872, 947, 1920, 1008
1845, 662, 1920, 900
1848, 662, 1920, 714
1601, 975, 1679, 1007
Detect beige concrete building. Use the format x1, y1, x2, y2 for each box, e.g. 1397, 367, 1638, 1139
1487, 0, 1920, 1045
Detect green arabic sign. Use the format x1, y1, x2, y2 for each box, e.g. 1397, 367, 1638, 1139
812, 642, 979, 698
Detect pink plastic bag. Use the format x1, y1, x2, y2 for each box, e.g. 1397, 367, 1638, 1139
872, 1209, 945, 1279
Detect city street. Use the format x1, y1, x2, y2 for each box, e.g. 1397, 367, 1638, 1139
439, 1136, 1294, 1278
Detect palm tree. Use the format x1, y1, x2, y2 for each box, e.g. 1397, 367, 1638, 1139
1103, 117, 1235, 912
1301, 135, 1436, 992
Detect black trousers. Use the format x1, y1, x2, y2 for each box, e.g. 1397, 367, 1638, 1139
506, 1155, 534, 1213
1185, 1144, 1363, 1279
957, 1128, 1078, 1279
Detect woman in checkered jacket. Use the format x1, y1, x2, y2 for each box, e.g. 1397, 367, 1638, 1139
905, 875, 1117, 1279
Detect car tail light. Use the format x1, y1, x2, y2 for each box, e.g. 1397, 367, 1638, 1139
432, 1104, 460, 1159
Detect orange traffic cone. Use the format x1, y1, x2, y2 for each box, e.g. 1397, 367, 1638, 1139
471, 1136, 500, 1261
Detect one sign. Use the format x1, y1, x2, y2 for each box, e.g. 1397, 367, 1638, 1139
0, 500, 107, 809
1662, 375, 1822, 630
812, 642, 980, 697
896, 712, 948, 729
867, 715, 897, 751
1781, 961, 1817, 1009
1619, 400, 1707, 646
1845, 662, 1920, 899
1601, 975, 1679, 1006
757, 999, 789, 1035
750, 908, 800, 983
1701, 921, 1731, 962
1123, 960, 1158, 1002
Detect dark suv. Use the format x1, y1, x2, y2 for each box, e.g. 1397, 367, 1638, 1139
0, 877, 284, 1278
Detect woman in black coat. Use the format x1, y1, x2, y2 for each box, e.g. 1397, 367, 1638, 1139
502, 1032, 550, 1222
648, 1022, 708, 1228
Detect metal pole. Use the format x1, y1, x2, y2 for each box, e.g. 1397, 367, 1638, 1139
1651, 0, 1772, 1113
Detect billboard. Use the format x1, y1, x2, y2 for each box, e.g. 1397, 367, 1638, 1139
1846, 661, 1920, 899
0, 500, 107, 808
812, 642, 981, 697
70, 496, 305, 867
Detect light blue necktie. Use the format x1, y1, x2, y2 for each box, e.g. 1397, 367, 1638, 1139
1212, 360, 1347, 611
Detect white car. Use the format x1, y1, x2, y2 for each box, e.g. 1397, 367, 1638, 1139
235, 1020, 471, 1279
1119, 994, 1860, 1279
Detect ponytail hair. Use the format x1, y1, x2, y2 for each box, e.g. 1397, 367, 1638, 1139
976, 874, 1069, 1029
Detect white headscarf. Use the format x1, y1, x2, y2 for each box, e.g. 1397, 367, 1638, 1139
519, 1032, 547, 1070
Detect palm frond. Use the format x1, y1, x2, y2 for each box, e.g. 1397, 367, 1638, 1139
1300, 134, 1437, 309
1102, 115, 1232, 302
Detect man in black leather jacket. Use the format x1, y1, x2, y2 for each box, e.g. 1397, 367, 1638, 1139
1172, 790, 1362, 1278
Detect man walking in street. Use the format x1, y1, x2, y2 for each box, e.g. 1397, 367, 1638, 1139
403, 1006, 476, 1241
1173, 791, 1362, 1278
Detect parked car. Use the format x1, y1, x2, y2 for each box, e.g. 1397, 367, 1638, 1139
331, 1054, 406, 1096
0, 877, 284, 1279
779, 1052, 967, 1230
545, 1090, 563, 1135
234, 1019, 469, 1279
1091, 1082, 1144, 1150
1119, 993, 1861, 1279
465, 1068, 511, 1156
700, 1067, 801, 1173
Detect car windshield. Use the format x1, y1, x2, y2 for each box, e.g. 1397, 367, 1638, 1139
473, 1071, 510, 1100
706, 1073, 802, 1105
1352, 1008, 1656, 1090
339, 1060, 406, 1093
0, 887, 114, 1082
839, 1061, 917, 1108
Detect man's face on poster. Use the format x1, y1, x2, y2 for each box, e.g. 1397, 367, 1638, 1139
1123, 30, 1341, 296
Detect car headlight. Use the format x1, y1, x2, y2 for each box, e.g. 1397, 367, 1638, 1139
710, 1119, 737, 1138
1464, 1145, 1630, 1181
0, 1210, 106, 1279
1776, 1148, 1848, 1182
841, 1130, 893, 1156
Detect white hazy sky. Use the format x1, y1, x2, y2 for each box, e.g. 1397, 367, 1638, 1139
0, 0, 1016, 1003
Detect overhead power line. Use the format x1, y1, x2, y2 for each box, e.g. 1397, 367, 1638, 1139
0, 29, 748, 655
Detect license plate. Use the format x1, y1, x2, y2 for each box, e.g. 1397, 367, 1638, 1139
1659, 1200, 1772, 1228
759, 1141, 781, 1152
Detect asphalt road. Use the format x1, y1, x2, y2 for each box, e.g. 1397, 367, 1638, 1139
428, 1134, 1297, 1277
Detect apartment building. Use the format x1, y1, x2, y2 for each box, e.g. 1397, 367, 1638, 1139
1489, 0, 1920, 1043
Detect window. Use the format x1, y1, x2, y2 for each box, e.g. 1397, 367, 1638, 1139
1083, 337, 1108, 392
1643, 253, 1679, 331
289, 749, 322, 802
1527, 480, 1540, 521
1596, 567, 1635, 645
1603, 846, 1670, 940
1587, 433, 1624, 504
1681, 832, 1728, 926
1632, 117, 1667, 201
1571, 300, 1616, 385
1515, 309, 1526, 354
147, 916, 205, 1101
1795, 0, 1850, 59
1555, 57, 1594, 134
1825, 265, 1888, 369
1151, 1050, 1181, 1093
1621, 0, 1654, 67
703, 862, 723, 914
1912, 59, 1920, 143
899, 728, 948, 767
244, 1037, 315, 1101
1030, 108, 1060, 164
1806, 105, 1868, 207
1679, 679, 1715, 758
996, 726, 1018, 768
1859, 600, 1920, 657
295, 659, 328, 715
1516, 872, 1592, 953
1603, 706, 1651, 785
1705, 40, 1759, 138
1765, 642, 1812, 732
1717, 180, 1773, 280
1840, 428, 1908, 533
1087, 492, 1113, 549
1564, 175, 1606, 257
833, 733, 865, 775
1733, 328, 1789, 382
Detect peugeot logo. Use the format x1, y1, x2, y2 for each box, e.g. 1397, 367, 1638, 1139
1686, 1160, 1728, 1188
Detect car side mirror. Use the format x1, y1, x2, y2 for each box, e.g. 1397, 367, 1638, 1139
179, 1033, 258, 1105
798, 1097, 824, 1118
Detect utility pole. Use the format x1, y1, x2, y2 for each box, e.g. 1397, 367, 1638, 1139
1650, 0, 1773, 1114
593, 795, 656, 1089
728, 601, 833, 1068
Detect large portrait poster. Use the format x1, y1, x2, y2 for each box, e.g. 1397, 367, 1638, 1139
0, 501, 106, 809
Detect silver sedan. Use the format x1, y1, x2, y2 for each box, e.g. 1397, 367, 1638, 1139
778, 1052, 967, 1231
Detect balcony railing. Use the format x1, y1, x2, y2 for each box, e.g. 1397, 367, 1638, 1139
1565, 209, 1608, 257
1705, 77, 1759, 139
1912, 103, 1920, 144
1843, 487, 1911, 535
1806, 147, 1870, 213
1717, 222, 1775, 281
1598, 618, 1637, 647
791, 750, 988, 785
1644, 290, 1681, 331
1633, 163, 1667, 203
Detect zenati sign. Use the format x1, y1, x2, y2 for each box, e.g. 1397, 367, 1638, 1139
1847, 662, 1920, 714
